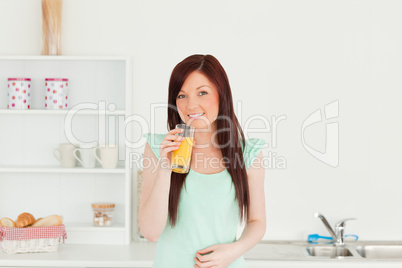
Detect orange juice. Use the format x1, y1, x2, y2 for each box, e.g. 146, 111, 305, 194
171, 137, 194, 173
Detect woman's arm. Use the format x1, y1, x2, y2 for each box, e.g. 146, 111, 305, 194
139, 129, 184, 242
233, 150, 266, 255
138, 143, 172, 242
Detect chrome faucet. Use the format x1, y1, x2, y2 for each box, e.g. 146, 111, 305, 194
313, 212, 356, 246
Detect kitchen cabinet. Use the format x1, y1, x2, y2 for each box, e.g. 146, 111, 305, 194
1, 241, 402, 268
245, 261, 402, 268
0, 56, 133, 245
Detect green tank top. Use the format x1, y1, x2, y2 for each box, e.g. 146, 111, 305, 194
143, 133, 265, 268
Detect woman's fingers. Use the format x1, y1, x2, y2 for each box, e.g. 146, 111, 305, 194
159, 128, 183, 158
162, 146, 180, 153
161, 141, 181, 147
160, 144, 180, 159
162, 135, 184, 143
169, 128, 183, 136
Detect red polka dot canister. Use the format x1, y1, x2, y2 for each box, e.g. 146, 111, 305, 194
7, 78, 31, 109
45, 78, 69, 109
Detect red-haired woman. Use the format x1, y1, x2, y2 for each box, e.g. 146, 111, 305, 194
140, 54, 266, 268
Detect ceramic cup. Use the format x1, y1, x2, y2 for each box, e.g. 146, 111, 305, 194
74, 147, 96, 168
94, 146, 118, 169
54, 143, 77, 168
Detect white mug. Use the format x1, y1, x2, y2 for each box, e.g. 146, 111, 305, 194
74, 147, 96, 168
94, 146, 118, 169
54, 143, 77, 168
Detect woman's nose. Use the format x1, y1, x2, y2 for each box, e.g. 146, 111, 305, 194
186, 96, 199, 110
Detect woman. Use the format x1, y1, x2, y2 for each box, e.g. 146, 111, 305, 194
139, 54, 266, 268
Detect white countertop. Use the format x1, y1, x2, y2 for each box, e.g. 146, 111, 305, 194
1, 240, 402, 267
0, 241, 155, 267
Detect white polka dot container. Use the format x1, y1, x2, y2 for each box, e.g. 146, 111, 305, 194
45, 78, 69, 110
7, 78, 31, 109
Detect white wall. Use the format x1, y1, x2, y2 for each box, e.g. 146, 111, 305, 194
1, 0, 402, 241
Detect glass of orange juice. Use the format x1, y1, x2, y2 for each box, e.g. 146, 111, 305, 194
171, 124, 195, 173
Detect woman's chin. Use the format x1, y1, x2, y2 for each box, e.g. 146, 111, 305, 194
188, 122, 217, 132
187, 120, 209, 128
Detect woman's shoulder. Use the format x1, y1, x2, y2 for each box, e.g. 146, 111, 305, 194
143, 132, 167, 159
241, 137, 266, 169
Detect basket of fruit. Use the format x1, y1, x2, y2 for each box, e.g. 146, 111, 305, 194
0, 213, 67, 254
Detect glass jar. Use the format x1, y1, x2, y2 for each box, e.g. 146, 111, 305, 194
91, 203, 115, 227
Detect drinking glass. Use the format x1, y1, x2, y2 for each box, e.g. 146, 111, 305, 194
171, 124, 195, 173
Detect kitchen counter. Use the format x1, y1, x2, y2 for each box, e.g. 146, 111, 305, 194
1, 240, 402, 267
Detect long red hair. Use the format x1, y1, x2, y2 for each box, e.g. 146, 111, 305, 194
167, 54, 249, 227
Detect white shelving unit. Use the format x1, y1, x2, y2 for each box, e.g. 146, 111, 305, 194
0, 56, 133, 245
0, 109, 126, 115
0, 165, 126, 173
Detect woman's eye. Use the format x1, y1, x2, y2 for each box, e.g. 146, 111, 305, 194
177, 92, 206, 99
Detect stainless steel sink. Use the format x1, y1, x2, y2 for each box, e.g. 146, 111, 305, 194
244, 241, 402, 261
356, 245, 402, 259
306, 246, 353, 258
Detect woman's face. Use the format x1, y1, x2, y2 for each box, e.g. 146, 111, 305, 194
176, 71, 220, 130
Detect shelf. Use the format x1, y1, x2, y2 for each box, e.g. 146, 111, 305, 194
0, 55, 129, 61
64, 222, 128, 245
0, 165, 126, 174
65, 222, 125, 232
0, 109, 126, 115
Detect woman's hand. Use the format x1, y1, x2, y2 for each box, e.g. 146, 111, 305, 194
194, 243, 240, 268
159, 128, 185, 169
